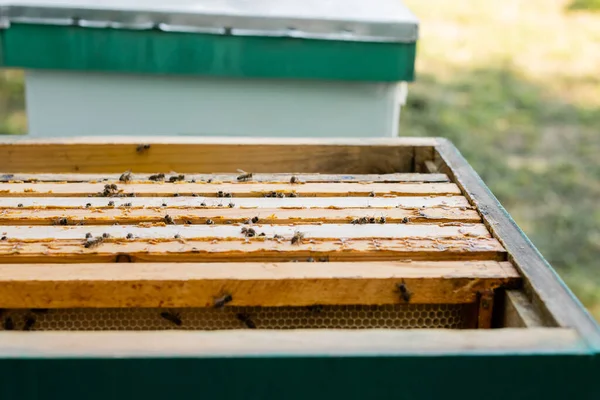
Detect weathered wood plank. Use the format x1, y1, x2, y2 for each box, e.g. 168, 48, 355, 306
435, 138, 600, 346
502, 290, 544, 328
0, 196, 472, 209
0, 238, 506, 263
0, 137, 437, 173
0, 223, 492, 240
0, 182, 461, 197
477, 290, 495, 329
0, 207, 481, 225
0, 173, 450, 183
0, 328, 583, 357
0, 261, 520, 308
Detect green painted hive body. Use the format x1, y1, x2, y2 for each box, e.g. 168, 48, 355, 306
0, 0, 419, 137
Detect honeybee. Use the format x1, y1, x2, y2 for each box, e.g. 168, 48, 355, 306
200, 202, 207, 207
3, 317, 14, 330
236, 313, 256, 329
369, 191, 376, 197
307, 305, 324, 314
290, 176, 298, 184
126, 233, 134, 239
84, 236, 104, 248
206, 219, 214, 225
136, 144, 151, 153
85, 203, 91, 208
173, 193, 180, 197
397, 282, 411, 303
119, 171, 132, 182
402, 217, 410, 224
379, 216, 387, 224
148, 173, 165, 181
228, 202, 235, 208
168, 174, 185, 183
85, 232, 92, 239
108, 201, 115, 207
236, 169, 253, 182
17, 203, 23, 208
102, 233, 111, 238
291, 231, 305, 245
251, 216, 259, 224
122, 202, 132, 207
160, 311, 182, 326
164, 215, 175, 225
241, 227, 256, 237
23, 316, 36, 331
53, 217, 68, 226
213, 293, 233, 308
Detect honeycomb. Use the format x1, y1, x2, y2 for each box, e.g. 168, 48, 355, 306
0, 304, 466, 331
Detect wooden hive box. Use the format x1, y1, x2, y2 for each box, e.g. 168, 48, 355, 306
0, 137, 597, 399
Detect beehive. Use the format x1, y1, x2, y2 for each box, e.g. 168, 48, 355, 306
0, 137, 597, 400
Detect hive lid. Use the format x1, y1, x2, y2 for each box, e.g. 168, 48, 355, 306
0, 0, 419, 81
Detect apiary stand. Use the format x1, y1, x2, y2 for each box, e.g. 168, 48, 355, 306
0, 0, 418, 137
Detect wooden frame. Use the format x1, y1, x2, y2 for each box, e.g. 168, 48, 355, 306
0, 137, 597, 400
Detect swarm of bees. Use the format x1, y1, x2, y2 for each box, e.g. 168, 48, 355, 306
236, 169, 253, 182
148, 173, 165, 181
350, 216, 387, 225
119, 171, 132, 182
168, 174, 185, 183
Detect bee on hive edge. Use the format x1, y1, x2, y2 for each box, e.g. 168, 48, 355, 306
168, 174, 185, 183
84, 236, 104, 249
119, 171, 132, 182
290, 175, 299, 184
291, 231, 305, 245
213, 293, 233, 308
136, 144, 151, 153
396, 282, 412, 303
236, 313, 256, 329
160, 311, 182, 326
164, 215, 175, 225
236, 169, 253, 182
148, 173, 165, 181
23, 315, 36, 331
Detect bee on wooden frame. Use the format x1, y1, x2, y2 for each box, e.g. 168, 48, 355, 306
160, 311, 182, 326
396, 281, 412, 303
291, 231, 305, 245
213, 293, 233, 308
236, 169, 253, 182
236, 313, 256, 329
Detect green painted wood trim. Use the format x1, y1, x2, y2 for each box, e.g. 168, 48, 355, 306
0, 354, 597, 399
0, 24, 416, 81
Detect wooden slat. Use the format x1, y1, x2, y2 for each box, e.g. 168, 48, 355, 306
502, 290, 544, 328
0, 196, 472, 209
0, 261, 520, 308
0, 182, 461, 197
477, 290, 495, 329
0, 329, 583, 357
0, 207, 481, 225
0, 238, 506, 263
435, 138, 600, 346
0, 173, 450, 183
0, 223, 492, 240
0, 137, 438, 173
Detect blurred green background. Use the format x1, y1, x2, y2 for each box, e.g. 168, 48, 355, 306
402, 0, 600, 320
0, 0, 598, 321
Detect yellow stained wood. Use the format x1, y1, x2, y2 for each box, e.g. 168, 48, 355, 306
0, 207, 481, 225
0, 196, 472, 209
0, 137, 437, 173
0, 182, 462, 197
0, 237, 506, 263
0, 261, 520, 308
0, 172, 450, 183
0, 223, 492, 240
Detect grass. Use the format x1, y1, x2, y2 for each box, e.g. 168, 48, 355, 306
403, 0, 600, 320
0, 0, 598, 321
